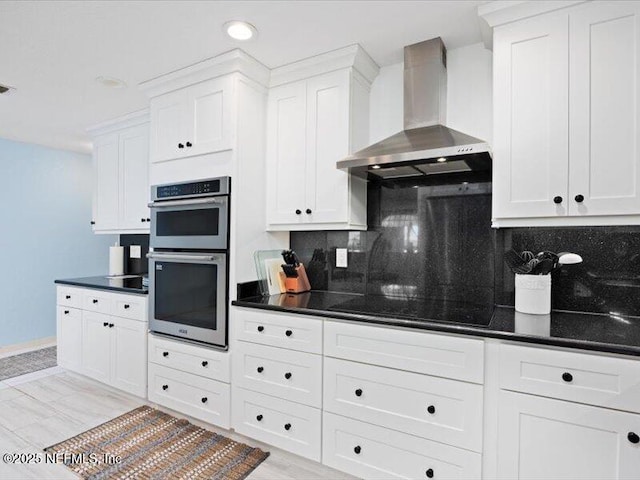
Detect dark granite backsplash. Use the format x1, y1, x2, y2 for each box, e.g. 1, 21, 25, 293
291, 184, 640, 317
119, 234, 149, 275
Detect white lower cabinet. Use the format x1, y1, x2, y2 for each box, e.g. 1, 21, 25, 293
56, 285, 148, 397
323, 412, 482, 480
232, 386, 321, 461
498, 390, 640, 480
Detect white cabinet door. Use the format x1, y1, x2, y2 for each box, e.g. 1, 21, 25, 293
110, 316, 147, 397
305, 70, 351, 223
93, 133, 120, 231
266, 81, 307, 225
150, 88, 188, 163
81, 311, 111, 383
498, 390, 640, 480
569, 2, 640, 217
119, 124, 149, 230
492, 13, 570, 219
186, 76, 234, 157
56, 307, 82, 372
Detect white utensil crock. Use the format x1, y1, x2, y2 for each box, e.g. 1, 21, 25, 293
515, 274, 551, 314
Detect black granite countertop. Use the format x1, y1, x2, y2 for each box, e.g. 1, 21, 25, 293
232, 291, 640, 357
55, 276, 148, 295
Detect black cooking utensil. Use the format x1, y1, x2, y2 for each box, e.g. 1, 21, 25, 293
505, 250, 532, 274
532, 258, 554, 275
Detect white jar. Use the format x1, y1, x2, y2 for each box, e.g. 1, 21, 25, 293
515, 274, 551, 315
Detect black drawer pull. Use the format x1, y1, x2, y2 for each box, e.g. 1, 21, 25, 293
257, 325, 264, 332
284, 372, 292, 380
123, 304, 130, 309
141, 218, 146, 223
628, 432, 640, 444
295, 209, 302, 215
163, 351, 169, 357
284, 423, 291, 431
92, 299, 98, 304
162, 384, 168, 391
103, 322, 109, 327
355, 388, 362, 397
256, 414, 263, 422
202, 361, 208, 367
108, 323, 114, 328
427, 405, 436, 415
201, 397, 208, 404
553, 196, 563, 204
186, 141, 192, 147
65, 295, 71, 299
64, 310, 69, 315
257, 366, 264, 373
178, 143, 184, 149
426, 468, 434, 478
285, 330, 293, 337
575, 194, 585, 203
562, 372, 573, 383
354, 445, 361, 454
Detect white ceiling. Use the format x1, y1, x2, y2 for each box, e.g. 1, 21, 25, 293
0, 1, 486, 153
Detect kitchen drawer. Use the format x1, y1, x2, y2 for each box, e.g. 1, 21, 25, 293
323, 412, 482, 480
56, 286, 83, 309
233, 307, 322, 354
324, 320, 485, 384
500, 343, 640, 413
233, 341, 322, 407
232, 386, 321, 461
112, 294, 147, 321
82, 290, 115, 315
324, 357, 484, 452
149, 334, 230, 383
148, 363, 230, 429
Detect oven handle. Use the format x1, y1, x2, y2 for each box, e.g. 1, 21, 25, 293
148, 197, 226, 208
147, 253, 224, 262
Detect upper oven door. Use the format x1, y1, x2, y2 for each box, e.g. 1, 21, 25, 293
149, 196, 229, 250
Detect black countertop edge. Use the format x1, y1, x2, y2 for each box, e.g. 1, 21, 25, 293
231, 298, 640, 358
55, 278, 148, 295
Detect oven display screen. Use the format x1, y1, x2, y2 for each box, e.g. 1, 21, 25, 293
156, 179, 221, 199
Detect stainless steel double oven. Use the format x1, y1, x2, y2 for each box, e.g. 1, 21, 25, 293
148, 177, 230, 348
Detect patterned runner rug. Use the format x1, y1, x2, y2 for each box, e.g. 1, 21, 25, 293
0, 346, 57, 381
45, 405, 269, 480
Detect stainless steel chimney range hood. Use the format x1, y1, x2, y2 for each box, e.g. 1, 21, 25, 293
337, 37, 492, 185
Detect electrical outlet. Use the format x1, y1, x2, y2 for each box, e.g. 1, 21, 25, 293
336, 248, 348, 268
130, 245, 141, 259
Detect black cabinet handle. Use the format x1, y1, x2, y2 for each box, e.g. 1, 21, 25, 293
575, 194, 584, 203
355, 388, 363, 397
141, 218, 146, 223
108, 323, 114, 328
426, 468, 434, 478
65, 295, 71, 299
64, 310, 69, 315
186, 142, 192, 147
201, 397, 208, 404
256, 414, 263, 422
553, 196, 563, 204
146, 218, 151, 222
284, 372, 292, 380
257, 366, 264, 373
257, 325, 264, 332
162, 384, 168, 390
285, 330, 293, 337
306, 208, 312, 214
562, 372, 573, 383
354, 445, 361, 454
90, 221, 96, 225
163, 351, 169, 357
284, 423, 291, 431
103, 322, 109, 327
202, 361, 208, 367
92, 299, 98, 304
628, 432, 640, 444
178, 143, 184, 148
295, 209, 302, 215
427, 405, 436, 414
124, 304, 130, 309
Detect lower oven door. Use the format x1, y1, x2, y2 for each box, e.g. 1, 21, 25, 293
148, 252, 227, 348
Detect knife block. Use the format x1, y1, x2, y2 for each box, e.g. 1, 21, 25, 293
279, 264, 311, 294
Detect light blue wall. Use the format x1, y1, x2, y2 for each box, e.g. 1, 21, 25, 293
0, 138, 116, 347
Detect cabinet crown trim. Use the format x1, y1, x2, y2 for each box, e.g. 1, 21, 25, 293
139, 48, 270, 97
86, 109, 149, 136
478, 0, 587, 27
269, 44, 379, 88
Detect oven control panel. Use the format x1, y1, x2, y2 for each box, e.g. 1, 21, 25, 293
152, 177, 230, 201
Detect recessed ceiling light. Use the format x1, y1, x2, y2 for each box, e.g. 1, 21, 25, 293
437, 157, 447, 163
95, 76, 127, 89
224, 20, 257, 41
371, 165, 381, 170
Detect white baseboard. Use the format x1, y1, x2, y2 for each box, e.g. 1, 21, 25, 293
0, 336, 57, 358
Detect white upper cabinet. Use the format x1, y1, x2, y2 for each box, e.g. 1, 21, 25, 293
265, 45, 378, 231
149, 76, 234, 163
88, 110, 150, 233
484, 1, 640, 226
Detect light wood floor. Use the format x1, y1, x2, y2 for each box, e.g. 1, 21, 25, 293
0, 366, 357, 480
